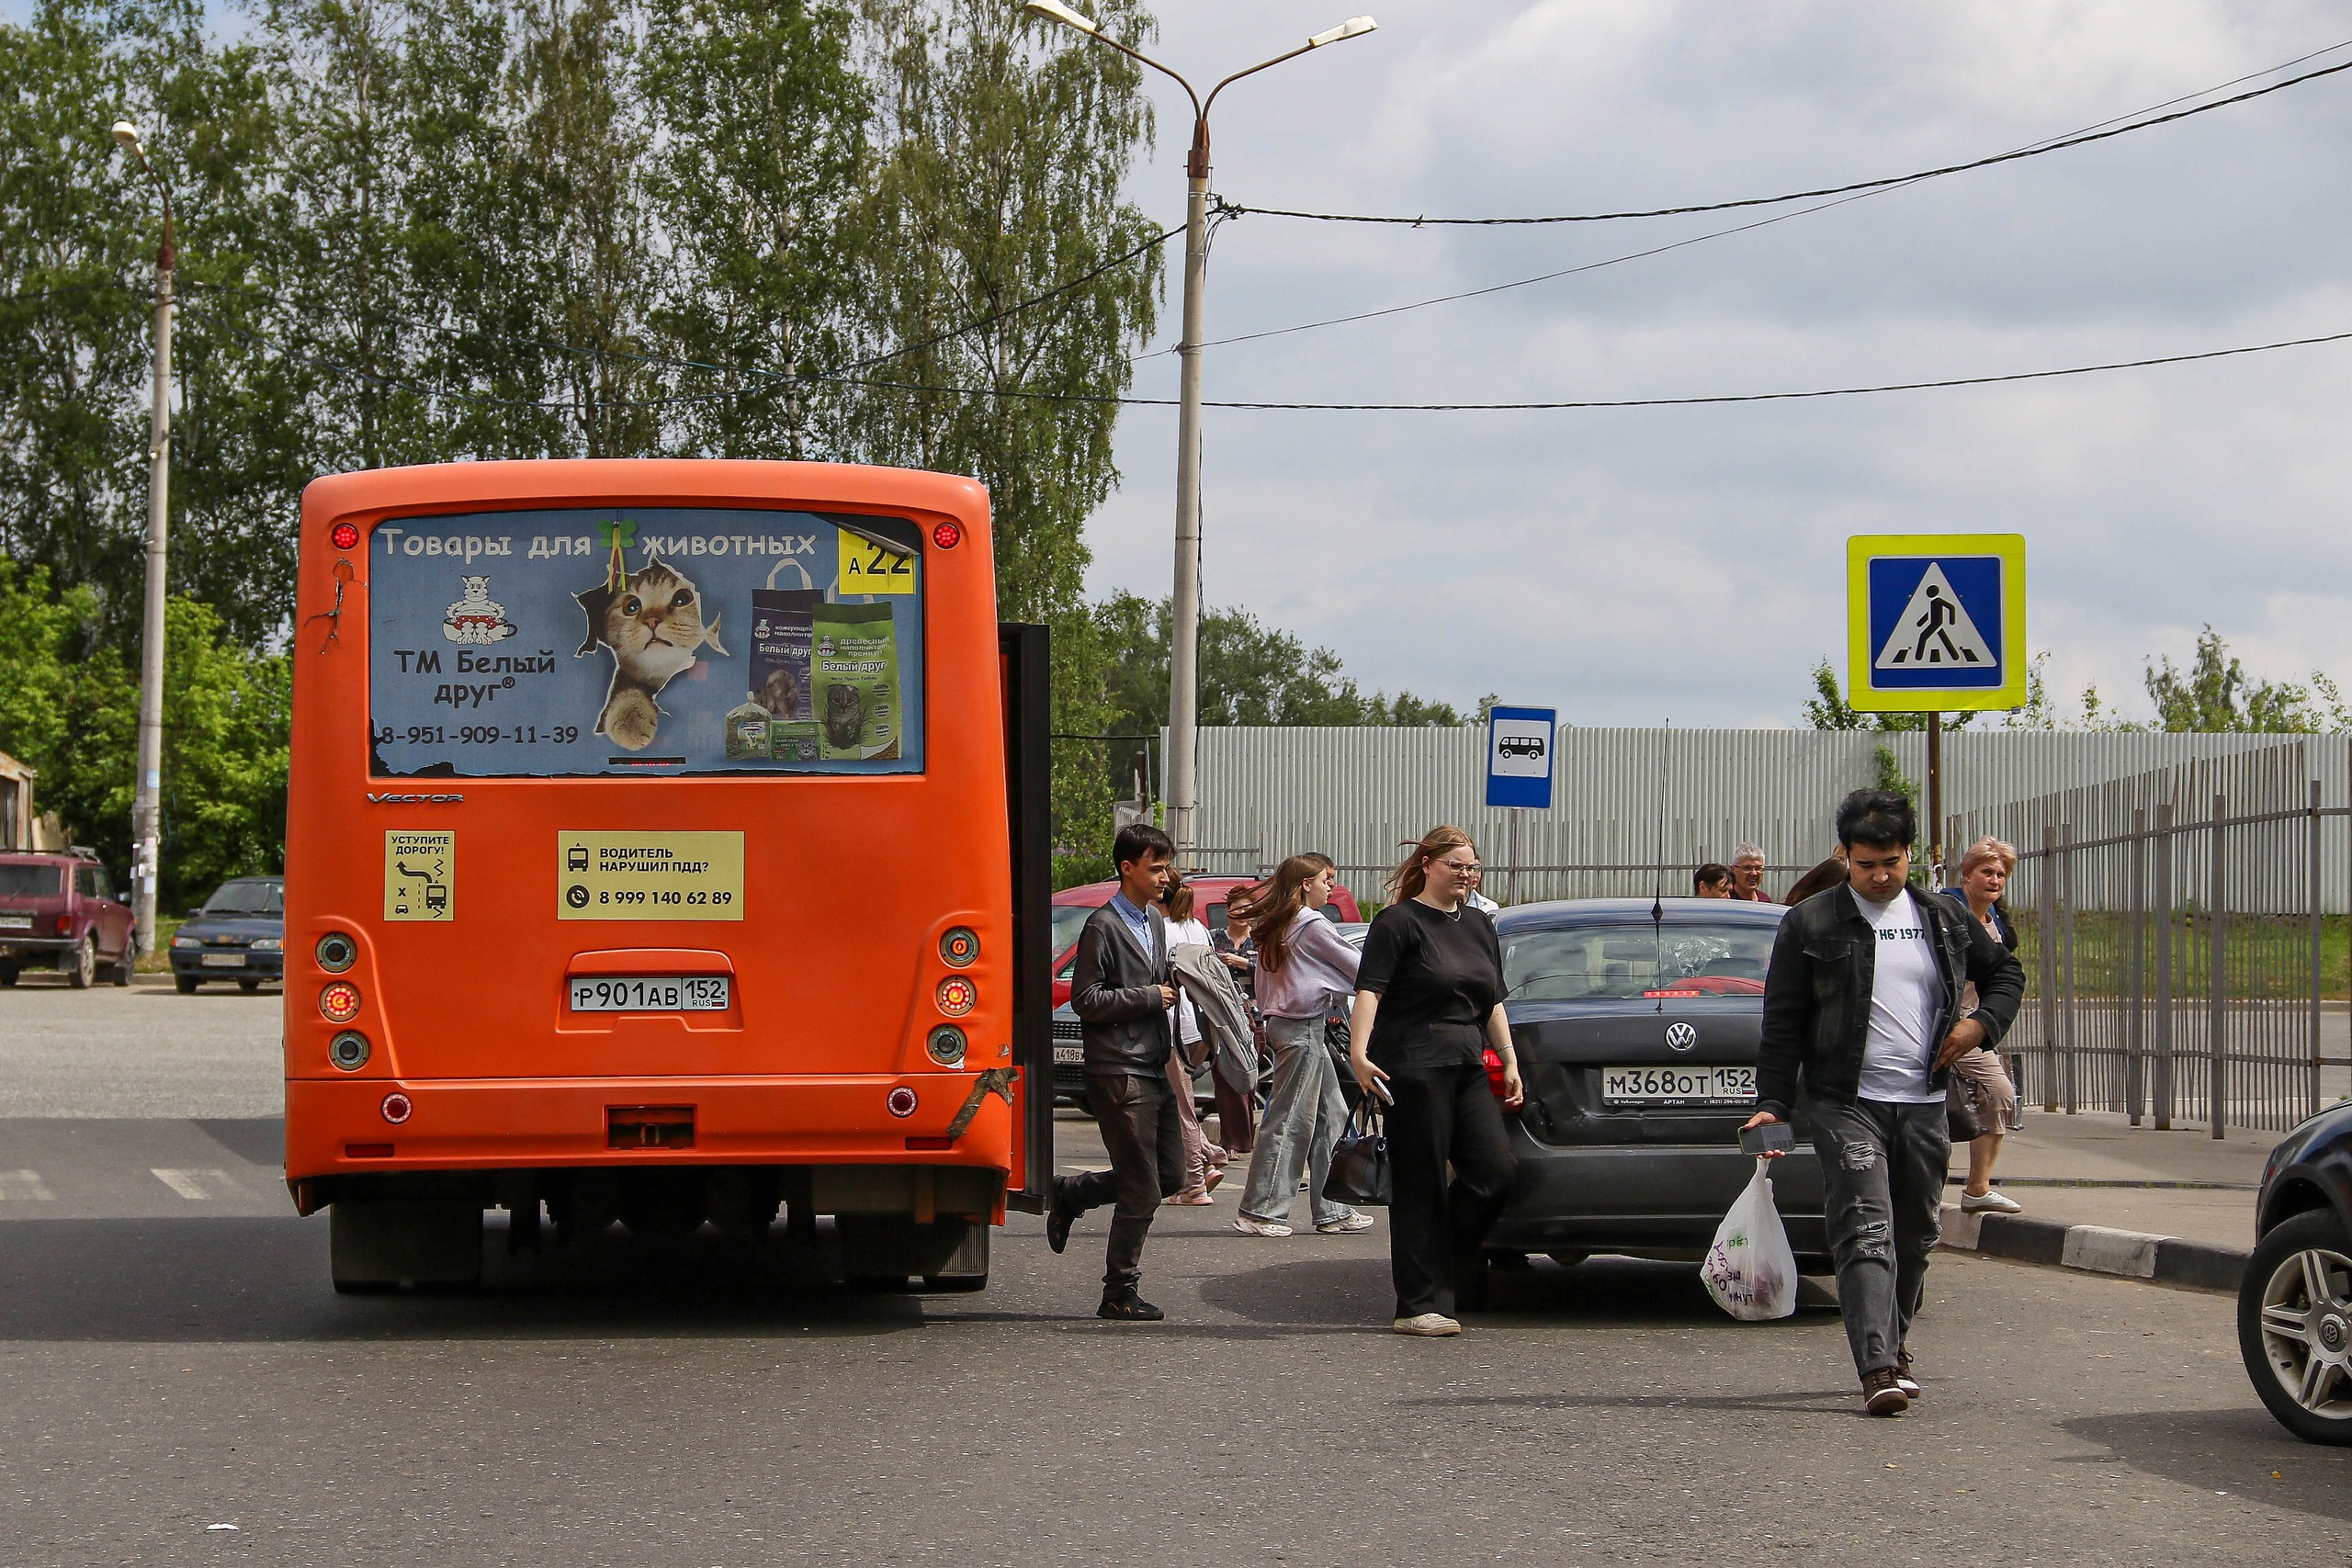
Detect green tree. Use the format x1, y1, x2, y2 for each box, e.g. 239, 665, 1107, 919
1804, 660, 1974, 732
2144, 626, 2322, 732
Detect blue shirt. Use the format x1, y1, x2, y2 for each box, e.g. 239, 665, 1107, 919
1107, 891, 1156, 955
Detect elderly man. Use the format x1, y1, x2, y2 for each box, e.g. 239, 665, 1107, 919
1731, 843, 1773, 903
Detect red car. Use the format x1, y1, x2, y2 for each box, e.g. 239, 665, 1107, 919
1050, 874, 1363, 1007
0, 849, 138, 988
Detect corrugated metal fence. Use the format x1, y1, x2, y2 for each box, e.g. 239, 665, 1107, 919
1189, 726, 2352, 904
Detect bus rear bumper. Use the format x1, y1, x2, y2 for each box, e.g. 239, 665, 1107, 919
285, 1072, 1017, 1194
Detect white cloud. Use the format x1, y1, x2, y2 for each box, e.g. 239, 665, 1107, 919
1085, 0, 2352, 725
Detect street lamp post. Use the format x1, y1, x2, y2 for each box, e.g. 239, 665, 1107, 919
1023, 2, 1376, 863
114, 119, 175, 955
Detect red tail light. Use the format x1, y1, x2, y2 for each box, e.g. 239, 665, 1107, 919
1481, 1046, 1507, 1099
54, 914, 72, 935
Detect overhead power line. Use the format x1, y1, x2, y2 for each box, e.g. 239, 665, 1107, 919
1217, 48, 2352, 227
851, 324, 2352, 411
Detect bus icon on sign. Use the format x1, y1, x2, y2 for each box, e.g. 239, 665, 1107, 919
566, 844, 589, 873
1498, 735, 1546, 761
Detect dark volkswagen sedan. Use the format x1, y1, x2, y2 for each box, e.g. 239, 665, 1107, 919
2239, 1100, 2352, 1444
169, 876, 285, 993
1480, 897, 1829, 1283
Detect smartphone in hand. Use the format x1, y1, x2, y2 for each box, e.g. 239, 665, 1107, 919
1738, 1121, 1795, 1156
1369, 1077, 1395, 1106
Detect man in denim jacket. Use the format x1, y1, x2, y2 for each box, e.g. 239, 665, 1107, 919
1744, 789, 2024, 1416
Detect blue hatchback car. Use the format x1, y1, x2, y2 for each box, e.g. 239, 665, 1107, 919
169, 876, 285, 993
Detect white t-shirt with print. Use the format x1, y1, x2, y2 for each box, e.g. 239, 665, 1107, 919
1855, 889, 1943, 1103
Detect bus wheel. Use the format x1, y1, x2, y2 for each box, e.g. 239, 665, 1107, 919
922, 1272, 989, 1292
330, 1199, 483, 1292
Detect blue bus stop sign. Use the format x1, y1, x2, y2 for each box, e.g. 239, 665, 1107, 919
1486, 706, 1556, 809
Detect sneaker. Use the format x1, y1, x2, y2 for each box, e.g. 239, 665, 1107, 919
1231, 1214, 1292, 1237
1894, 1349, 1921, 1399
1861, 1368, 1909, 1416
1392, 1312, 1462, 1337
1165, 1189, 1215, 1206
1316, 1212, 1375, 1234
1960, 1188, 2022, 1214
1097, 1291, 1165, 1322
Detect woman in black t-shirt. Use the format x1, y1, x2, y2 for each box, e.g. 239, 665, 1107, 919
1349, 825, 1524, 1337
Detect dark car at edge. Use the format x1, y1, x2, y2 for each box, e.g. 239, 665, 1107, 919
1476, 897, 1829, 1288
2239, 1099, 2352, 1443
169, 876, 286, 993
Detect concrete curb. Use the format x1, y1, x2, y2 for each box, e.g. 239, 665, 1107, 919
1938, 1203, 2247, 1293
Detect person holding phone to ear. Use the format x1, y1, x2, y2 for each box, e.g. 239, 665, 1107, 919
1742, 789, 2022, 1416
1350, 827, 1523, 1338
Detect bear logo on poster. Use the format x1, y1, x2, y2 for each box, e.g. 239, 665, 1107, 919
572, 551, 729, 750
442, 577, 517, 645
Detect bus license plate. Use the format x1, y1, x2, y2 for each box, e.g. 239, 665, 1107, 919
569, 976, 731, 1012
1600, 1064, 1756, 1104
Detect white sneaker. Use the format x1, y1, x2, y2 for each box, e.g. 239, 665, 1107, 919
1392, 1312, 1461, 1337
1230, 1215, 1292, 1237
1960, 1189, 2023, 1214
1316, 1213, 1375, 1234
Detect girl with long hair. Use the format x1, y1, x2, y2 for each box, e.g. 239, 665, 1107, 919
1157, 876, 1227, 1203
1232, 853, 1374, 1237
1350, 827, 1523, 1336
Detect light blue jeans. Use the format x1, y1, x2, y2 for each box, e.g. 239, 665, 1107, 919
1238, 1012, 1354, 1229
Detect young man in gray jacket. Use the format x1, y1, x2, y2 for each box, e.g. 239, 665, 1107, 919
1046, 824, 1183, 1320
1743, 789, 2024, 1416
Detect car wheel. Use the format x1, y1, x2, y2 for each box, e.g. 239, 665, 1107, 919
238, 979, 261, 994
63, 934, 95, 989
0, 965, 17, 988
110, 936, 135, 987
175, 975, 199, 995
2239, 1208, 2352, 1445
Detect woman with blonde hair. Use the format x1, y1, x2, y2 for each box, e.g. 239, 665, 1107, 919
1349, 827, 1523, 1337
1942, 836, 2025, 1213
1232, 853, 1372, 1237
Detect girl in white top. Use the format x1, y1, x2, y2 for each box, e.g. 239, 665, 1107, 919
1233, 853, 1374, 1236
1157, 878, 1226, 1203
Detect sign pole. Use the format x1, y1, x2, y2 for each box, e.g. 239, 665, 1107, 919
1927, 710, 1942, 884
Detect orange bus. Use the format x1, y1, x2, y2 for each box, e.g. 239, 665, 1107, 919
283, 460, 1053, 1292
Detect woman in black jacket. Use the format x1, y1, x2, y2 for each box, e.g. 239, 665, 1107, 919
1348, 826, 1524, 1337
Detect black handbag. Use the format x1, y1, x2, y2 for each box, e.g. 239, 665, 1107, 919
1945, 1078, 1986, 1143
1323, 1098, 1392, 1208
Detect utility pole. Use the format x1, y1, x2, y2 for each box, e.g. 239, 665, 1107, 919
1022, 1, 1377, 862
116, 120, 175, 954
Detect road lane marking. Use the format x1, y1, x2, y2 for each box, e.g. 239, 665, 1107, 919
152, 1168, 239, 1200
0, 1170, 54, 1201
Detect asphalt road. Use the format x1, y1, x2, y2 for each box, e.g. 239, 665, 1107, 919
2, 989, 2346, 1563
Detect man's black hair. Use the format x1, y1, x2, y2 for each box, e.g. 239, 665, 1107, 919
1835, 787, 1917, 851
1112, 822, 1176, 871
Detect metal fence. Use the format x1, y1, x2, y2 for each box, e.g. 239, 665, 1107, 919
1951, 740, 2352, 1135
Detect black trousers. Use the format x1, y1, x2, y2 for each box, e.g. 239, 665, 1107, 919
1057, 1068, 1184, 1291
1385, 1061, 1517, 1318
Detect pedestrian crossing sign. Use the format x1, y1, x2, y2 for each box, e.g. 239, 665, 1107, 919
1845, 534, 2027, 712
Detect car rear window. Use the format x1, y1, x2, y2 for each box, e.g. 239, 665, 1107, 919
1504, 919, 1776, 1002
0, 863, 61, 897
1051, 904, 1094, 955
203, 881, 285, 916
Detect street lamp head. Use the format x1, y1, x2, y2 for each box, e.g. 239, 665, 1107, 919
111, 119, 145, 155
1306, 16, 1377, 47
1022, 0, 1098, 33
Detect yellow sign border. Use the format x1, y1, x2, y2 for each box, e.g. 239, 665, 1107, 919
1845, 533, 2027, 713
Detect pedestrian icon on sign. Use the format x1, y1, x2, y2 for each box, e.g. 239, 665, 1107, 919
1873, 562, 1996, 675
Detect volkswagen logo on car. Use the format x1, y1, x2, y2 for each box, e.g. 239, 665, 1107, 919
1665, 1021, 1698, 1052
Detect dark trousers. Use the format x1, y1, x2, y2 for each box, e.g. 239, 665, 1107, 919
1385, 1061, 1517, 1318
1057, 1068, 1184, 1291
1811, 1098, 1951, 1378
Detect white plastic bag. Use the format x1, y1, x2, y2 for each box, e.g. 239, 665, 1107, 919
1701, 1157, 1798, 1322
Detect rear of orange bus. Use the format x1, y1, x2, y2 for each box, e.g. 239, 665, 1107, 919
283, 459, 1052, 1292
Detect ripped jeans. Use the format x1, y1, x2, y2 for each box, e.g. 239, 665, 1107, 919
1811, 1098, 1951, 1380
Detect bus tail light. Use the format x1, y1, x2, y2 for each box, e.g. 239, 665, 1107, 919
932, 520, 963, 549
330, 521, 362, 551
935, 976, 976, 1017
379, 1092, 413, 1124
320, 981, 362, 1022
316, 931, 357, 972
926, 1025, 967, 1066
345, 1143, 393, 1158
939, 927, 978, 967
887, 1087, 918, 1118
328, 1032, 370, 1071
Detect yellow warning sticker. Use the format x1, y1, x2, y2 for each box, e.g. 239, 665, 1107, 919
384, 830, 454, 922
558, 830, 744, 921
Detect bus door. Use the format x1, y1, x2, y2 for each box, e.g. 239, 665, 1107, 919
999, 623, 1051, 1213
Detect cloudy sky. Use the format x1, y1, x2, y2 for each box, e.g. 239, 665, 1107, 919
1081, 0, 2352, 726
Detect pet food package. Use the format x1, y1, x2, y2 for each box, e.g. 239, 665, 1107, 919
769, 719, 821, 764
811, 602, 900, 761
723, 694, 770, 761
750, 588, 820, 722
